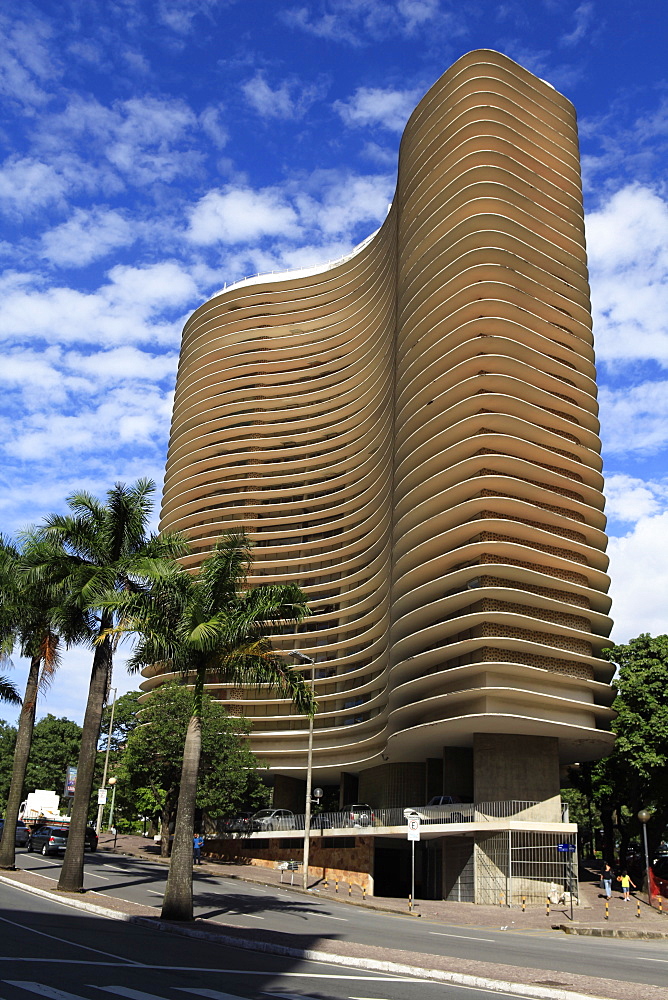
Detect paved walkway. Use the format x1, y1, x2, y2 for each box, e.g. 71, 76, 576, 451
101, 832, 668, 938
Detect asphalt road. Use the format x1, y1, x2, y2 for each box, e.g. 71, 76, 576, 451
13, 849, 668, 990
1, 881, 537, 1000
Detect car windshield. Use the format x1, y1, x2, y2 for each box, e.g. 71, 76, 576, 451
254, 810, 273, 818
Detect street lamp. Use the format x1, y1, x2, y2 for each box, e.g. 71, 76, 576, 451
638, 808, 652, 905
108, 776, 118, 832
95, 687, 117, 836
290, 650, 316, 890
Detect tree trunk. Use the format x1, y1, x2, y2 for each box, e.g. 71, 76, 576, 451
0, 654, 40, 869
161, 670, 204, 921
160, 800, 171, 858
58, 633, 112, 892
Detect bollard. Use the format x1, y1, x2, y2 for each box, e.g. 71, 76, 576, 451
323, 877, 328, 889
335, 879, 338, 893
409, 893, 413, 913
637, 899, 641, 919
348, 882, 352, 897
500, 892, 505, 907
522, 896, 526, 913
659, 896, 663, 915
546, 896, 550, 918
605, 898, 609, 921
363, 884, 366, 901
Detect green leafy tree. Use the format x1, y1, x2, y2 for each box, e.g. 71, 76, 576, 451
107, 529, 313, 921
568, 634, 668, 866
0, 721, 18, 805
118, 683, 267, 851
24, 479, 187, 892
0, 536, 70, 869
24, 715, 82, 797
94, 691, 144, 832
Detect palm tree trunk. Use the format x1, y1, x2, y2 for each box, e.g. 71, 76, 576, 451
0, 654, 40, 869
58, 632, 112, 892
161, 670, 204, 921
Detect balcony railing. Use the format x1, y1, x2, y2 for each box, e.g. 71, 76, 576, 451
214, 800, 570, 836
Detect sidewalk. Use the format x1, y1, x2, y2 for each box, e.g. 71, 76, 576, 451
3, 836, 666, 1000
102, 832, 668, 938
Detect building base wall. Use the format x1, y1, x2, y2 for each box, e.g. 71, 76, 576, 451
473, 733, 561, 821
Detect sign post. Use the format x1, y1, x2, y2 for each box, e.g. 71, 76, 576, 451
404, 808, 421, 913
557, 842, 576, 921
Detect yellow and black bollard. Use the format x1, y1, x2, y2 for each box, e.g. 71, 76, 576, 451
409, 893, 413, 913
637, 899, 641, 919
348, 882, 352, 897
363, 884, 366, 901
500, 892, 505, 907
522, 896, 526, 913
605, 898, 609, 921
323, 877, 328, 889
546, 896, 550, 918
659, 896, 663, 915
335, 879, 338, 894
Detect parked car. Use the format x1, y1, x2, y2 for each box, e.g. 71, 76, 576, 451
651, 856, 668, 898
28, 824, 98, 855
251, 808, 296, 832
341, 803, 375, 827
0, 818, 30, 848
407, 795, 469, 823
220, 811, 254, 834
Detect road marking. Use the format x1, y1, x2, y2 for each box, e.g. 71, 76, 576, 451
176, 991, 248, 1000
316, 913, 347, 921
83, 872, 108, 880
429, 931, 495, 942
103, 864, 131, 872
146, 890, 164, 896
0, 915, 143, 966
642, 957, 668, 963
27, 872, 58, 881
93, 988, 179, 999
4, 983, 93, 998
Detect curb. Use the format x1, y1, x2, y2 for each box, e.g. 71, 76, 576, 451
0, 872, 616, 1000
558, 923, 668, 940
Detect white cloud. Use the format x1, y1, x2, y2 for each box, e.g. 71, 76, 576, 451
281, 0, 444, 44
560, 1, 595, 46
40, 208, 135, 267
199, 105, 228, 148
604, 474, 668, 523
334, 85, 421, 132
0, 156, 67, 212
0, 261, 198, 348
587, 185, 668, 365
608, 512, 668, 642
599, 382, 668, 456
295, 170, 394, 234
0, 13, 59, 107
187, 186, 300, 245
242, 72, 326, 120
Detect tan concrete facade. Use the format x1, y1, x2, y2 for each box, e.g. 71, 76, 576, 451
150, 50, 615, 799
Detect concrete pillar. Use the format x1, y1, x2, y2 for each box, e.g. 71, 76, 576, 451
426, 757, 443, 800
339, 771, 359, 808
273, 774, 306, 812
358, 762, 426, 808
443, 747, 473, 799
473, 734, 561, 820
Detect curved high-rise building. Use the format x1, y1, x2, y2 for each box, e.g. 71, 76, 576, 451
151, 49, 614, 814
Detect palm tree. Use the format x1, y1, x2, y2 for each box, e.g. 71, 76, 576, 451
0, 677, 20, 705
106, 529, 313, 921
0, 538, 65, 870
24, 479, 187, 893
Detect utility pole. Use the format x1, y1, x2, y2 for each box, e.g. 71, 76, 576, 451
290, 650, 316, 890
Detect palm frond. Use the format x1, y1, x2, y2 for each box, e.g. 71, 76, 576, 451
0, 674, 21, 705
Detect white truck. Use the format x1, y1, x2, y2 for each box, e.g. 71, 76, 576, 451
19, 790, 68, 826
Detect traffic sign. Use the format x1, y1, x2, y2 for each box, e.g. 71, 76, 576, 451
407, 816, 421, 842
557, 843, 576, 852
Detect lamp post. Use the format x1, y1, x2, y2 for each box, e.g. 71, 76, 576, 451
638, 808, 652, 905
108, 776, 118, 832
95, 687, 117, 836
290, 650, 316, 890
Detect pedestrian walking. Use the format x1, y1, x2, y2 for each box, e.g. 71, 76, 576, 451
601, 862, 614, 899
193, 832, 204, 865
617, 870, 636, 900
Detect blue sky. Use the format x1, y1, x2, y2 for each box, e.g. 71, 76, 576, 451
2, 0, 668, 724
